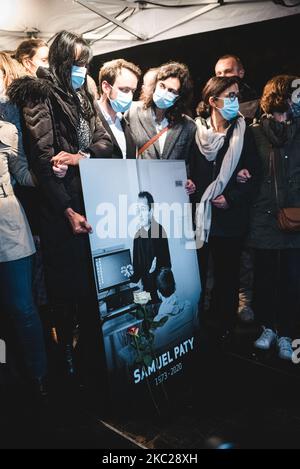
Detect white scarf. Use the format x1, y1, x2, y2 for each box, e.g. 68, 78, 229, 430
195, 116, 246, 248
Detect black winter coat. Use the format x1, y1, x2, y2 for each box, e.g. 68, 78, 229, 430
8, 75, 113, 303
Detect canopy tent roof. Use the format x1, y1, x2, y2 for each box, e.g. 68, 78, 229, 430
0, 0, 300, 56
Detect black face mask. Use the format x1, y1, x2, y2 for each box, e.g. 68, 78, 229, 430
261, 113, 297, 148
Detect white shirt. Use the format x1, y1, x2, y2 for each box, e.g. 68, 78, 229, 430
154, 293, 194, 350
151, 109, 169, 155
98, 102, 127, 159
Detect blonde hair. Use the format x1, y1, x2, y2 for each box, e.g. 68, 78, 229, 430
0, 52, 26, 92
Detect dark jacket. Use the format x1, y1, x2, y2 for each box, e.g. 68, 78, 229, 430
192, 117, 261, 238
248, 117, 300, 249
132, 219, 171, 300
97, 107, 136, 159
9, 75, 112, 214
8, 75, 113, 302
238, 79, 260, 125
238, 80, 258, 103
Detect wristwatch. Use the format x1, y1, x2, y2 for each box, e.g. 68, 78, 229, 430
78, 149, 91, 159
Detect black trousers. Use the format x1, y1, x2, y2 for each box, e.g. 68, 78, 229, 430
252, 248, 300, 337
198, 236, 243, 330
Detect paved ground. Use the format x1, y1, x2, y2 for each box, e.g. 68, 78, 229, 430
1, 321, 300, 449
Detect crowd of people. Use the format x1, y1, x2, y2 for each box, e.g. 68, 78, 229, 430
1, 30, 300, 398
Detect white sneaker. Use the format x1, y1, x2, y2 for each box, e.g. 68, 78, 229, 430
277, 337, 293, 361
254, 327, 277, 350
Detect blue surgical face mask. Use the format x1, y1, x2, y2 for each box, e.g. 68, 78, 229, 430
153, 85, 179, 109
71, 65, 87, 90
109, 87, 133, 113
216, 97, 239, 121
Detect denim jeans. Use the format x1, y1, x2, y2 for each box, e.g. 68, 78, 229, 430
0, 255, 47, 380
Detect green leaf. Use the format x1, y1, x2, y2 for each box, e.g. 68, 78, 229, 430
134, 309, 145, 320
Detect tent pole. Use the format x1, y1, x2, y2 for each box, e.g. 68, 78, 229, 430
146, 4, 220, 41
75, 0, 147, 40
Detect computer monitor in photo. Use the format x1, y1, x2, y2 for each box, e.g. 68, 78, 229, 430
94, 249, 132, 293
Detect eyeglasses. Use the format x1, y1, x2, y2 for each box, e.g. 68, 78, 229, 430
214, 91, 240, 102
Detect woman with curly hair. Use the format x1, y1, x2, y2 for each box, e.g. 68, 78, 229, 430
249, 75, 300, 360
126, 61, 196, 195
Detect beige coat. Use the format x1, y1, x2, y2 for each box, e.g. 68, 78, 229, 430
0, 121, 35, 262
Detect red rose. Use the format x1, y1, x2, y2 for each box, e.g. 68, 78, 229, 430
127, 326, 139, 337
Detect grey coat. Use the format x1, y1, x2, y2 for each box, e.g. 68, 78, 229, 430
126, 101, 196, 173
0, 120, 35, 262
248, 119, 300, 249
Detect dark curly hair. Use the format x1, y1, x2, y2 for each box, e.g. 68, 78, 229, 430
142, 61, 193, 124
260, 75, 298, 114
196, 76, 240, 119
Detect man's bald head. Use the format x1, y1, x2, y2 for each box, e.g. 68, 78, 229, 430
215, 55, 245, 79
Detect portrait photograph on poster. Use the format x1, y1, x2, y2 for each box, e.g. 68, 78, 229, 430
80, 159, 201, 411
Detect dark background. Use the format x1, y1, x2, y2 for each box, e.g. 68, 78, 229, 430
90, 13, 300, 113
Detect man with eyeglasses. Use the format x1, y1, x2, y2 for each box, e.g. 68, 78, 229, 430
97, 59, 141, 159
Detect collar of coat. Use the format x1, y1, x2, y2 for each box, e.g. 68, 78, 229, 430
7, 68, 77, 109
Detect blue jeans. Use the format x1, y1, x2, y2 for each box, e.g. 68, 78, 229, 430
0, 255, 47, 380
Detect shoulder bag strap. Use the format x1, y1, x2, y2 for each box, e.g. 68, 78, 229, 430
270, 146, 280, 210
137, 126, 169, 158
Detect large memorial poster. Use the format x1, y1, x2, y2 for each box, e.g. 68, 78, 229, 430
80, 159, 201, 411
